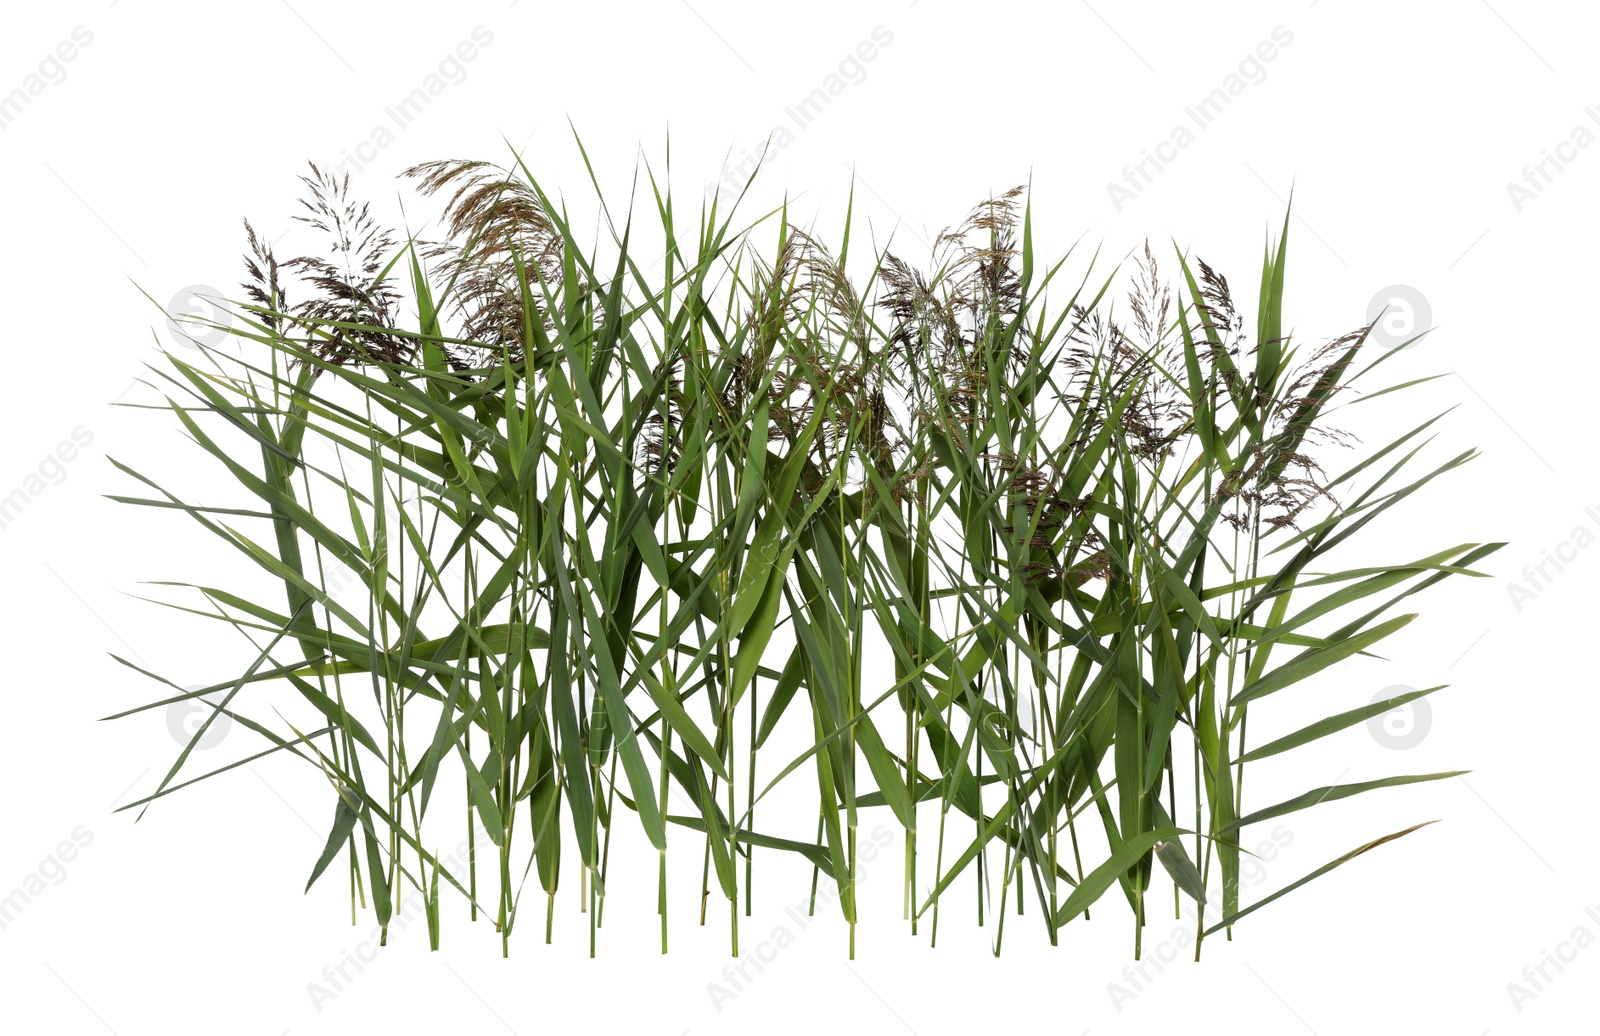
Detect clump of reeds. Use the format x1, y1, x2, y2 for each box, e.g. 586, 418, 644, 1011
108, 145, 1499, 961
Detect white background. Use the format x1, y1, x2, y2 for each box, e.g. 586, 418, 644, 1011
0, 1, 1593, 1033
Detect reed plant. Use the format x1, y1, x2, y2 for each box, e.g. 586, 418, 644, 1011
109, 146, 1499, 960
